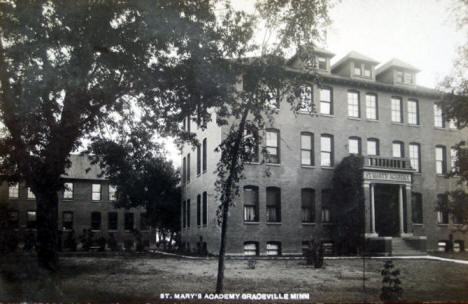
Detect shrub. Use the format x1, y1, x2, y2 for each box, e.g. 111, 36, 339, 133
247, 259, 256, 269
380, 260, 403, 302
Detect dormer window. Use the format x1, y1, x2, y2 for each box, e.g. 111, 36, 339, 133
363, 64, 371, 77
396, 71, 403, 83
353, 62, 372, 78
317, 57, 327, 70
404, 72, 413, 84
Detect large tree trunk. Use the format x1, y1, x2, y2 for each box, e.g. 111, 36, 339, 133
215, 108, 249, 293
35, 190, 59, 272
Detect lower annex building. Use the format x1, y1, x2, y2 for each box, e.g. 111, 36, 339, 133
0, 154, 151, 250
180, 49, 468, 256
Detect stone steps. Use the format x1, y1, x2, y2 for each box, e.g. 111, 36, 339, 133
391, 238, 425, 256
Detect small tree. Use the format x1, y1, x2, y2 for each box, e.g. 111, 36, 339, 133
331, 155, 365, 255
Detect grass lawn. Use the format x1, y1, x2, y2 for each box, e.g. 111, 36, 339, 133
1, 254, 468, 302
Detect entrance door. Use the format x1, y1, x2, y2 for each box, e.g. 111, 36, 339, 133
374, 184, 400, 237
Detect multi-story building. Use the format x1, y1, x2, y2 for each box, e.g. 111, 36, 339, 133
180, 49, 468, 256
0, 154, 151, 249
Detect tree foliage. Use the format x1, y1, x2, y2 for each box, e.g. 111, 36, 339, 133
89, 128, 180, 235
331, 155, 365, 254
437, 0, 468, 231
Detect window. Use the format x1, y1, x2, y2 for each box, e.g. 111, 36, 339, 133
124, 212, 134, 231
266, 187, 281, 222
243, 186, 259, 222
108, 212, 118, 230
301, 188, 315, 223
63, 182, 73, 199
367, 138, 379, 156
348, 137, 361, 154
197, 194, 201, 226
140, 213, 149, 231
317, 57, 327, 70
244, 242, 259, 256
109, 185, 117, 201
8, 211, 19, 228
187, 153, 191, 182
27, 211, 36, 229
265, 129, 280, 164
407, 99, 419, 125
396, 71, 403, 83
319, 88, 332, 115
62, 211, 73, 230
91, 212, 101, 230
182, 157, 186, 183
92, 184, 101, 201
244, 128, 259, 163
202, 138, 207, 172
202, 192, 207, 226
411, 193, 423, 224
300, 132, 314, 166
449, 119, 457, 129
450, 147, 458, 173
266, 242, 281, 256
187, 199, 191, 227
321, 190, 332, 223
27, 187, 35, 199
409, 143, 421, 172
347, 91, 360, 118
404, 72, 413, 84
354, 65, 362, 76
298, 85, 313, 113
320, 134, 333, 166
8, 183, 19, 199
391, 97, 403, 123
363, 64, 371, 77
434, 104, 445, 128
182, 200, 186, 228
438, 241, 447, 252
435, 146, 446, 174
392, 141, 404, 158
196, 144, 201, 175
366, 94, 377, 120
437, 194, 449, 224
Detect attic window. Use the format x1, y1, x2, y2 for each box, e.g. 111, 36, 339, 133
317, 57, 327, 70
354, 65, 362, 76
396, 71, 403, 83
404, 72, 413, 84
364, 64, 371, 77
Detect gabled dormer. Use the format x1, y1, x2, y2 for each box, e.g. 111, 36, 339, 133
288, 47, 334, 72
331, 51, 379, 80
375, 58, 420, 86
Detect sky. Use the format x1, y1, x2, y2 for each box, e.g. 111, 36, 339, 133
165, 0, 466, 167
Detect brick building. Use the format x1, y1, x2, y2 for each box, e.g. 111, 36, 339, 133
180, 49, 468, 256
0, 154, 151, 249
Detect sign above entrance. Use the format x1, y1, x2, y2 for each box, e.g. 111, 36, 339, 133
363, 171, 411, 183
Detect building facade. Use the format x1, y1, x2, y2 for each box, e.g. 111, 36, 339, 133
0, 154, 151, 250
181, 50, 468, 256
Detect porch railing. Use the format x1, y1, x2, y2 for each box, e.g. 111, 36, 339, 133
364, 156, 414, 171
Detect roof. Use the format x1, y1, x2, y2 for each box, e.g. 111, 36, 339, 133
62, 154, 106, 181
331, 51, 380, 71
313, 47, 335, 57
376, 58, 421, 75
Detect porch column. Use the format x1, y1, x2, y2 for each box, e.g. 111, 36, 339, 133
399, 184, 404, 235
370, 183, 376, 234
363, 182, 371, 235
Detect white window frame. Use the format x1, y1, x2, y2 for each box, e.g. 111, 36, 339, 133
435, 146, 446, 175
347, 91, 360, 118
365, 94, 377, 120
391, 97, 402, 123
367, 139, 378, 156
392, 142, 403, 158
300, 133, 314, 166
407, 99, 419, 125
319, 88, 332, 115
92, 184, 101, 201
8, 183, 19, 199
63, 182, 73, 200
409, 143, 420, 172
320, 135, 333, 167
348, 137, 361, 154
434, 104, 444, 128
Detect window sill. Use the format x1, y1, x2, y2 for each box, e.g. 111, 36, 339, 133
297, 110, 316, 116
244, 221, 260, 225
319, 113, 335, 118
365, 119, 379, 123
62, 199, 74, 201
321, 166, 334, 170
266, 163, 281, 167
433, 127, 446, 131
407, 124, 421, 128
322, 222, 335, 226
245, 161, 260, 165
412, 223, 423, 226
301, 165, 316, 169
436, 174, 446, 177
437, 224, 449, 227
302, 222, 316, 226
347, 116, 361, 121
391, 122, 404, 126
266, 222, 281, 225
